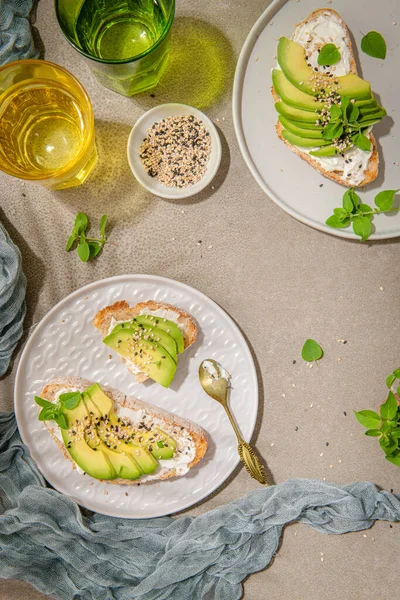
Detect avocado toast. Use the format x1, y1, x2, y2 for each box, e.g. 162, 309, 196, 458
94, 300, 198, 387
37, 377, 207, 484
271, 9, 386, 187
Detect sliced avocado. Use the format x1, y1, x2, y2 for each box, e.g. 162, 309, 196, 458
277, 38, 372, 100
103, 329, 177, 387
275, 101, 320, 123
110, 322, 178, 363
279, 116, 324, 139
281, 129, 332, 148
134, 315, 185, 354
140, 428, 177, 460
61, 399, 116, 480
309, 146, 339, 157
273, 69, 324, 111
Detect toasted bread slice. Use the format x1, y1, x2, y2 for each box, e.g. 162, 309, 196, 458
40, 376, 207, 485
272, 8, 379, 187
93, 300, 198, 383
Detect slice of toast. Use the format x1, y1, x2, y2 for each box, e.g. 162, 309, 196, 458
93, 300, 198, 383
40, 376, 207, 485
272, 8, 379, 187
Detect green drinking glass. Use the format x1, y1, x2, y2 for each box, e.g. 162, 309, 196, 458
55, 0, 175, 97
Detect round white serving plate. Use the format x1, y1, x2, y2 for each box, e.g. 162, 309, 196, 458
14, 275, 258, 518
127, 103, 222, 199
233, 0, 400, 240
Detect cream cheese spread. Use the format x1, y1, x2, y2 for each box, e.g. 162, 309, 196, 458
275, 12, 373, 186
45, 390, 196, 481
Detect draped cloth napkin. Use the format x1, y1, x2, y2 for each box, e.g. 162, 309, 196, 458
0, 223, 26, 376
0, 0, 39, 66
1, 412, 399, 600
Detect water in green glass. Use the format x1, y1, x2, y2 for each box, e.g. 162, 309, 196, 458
75, 0, 167, 61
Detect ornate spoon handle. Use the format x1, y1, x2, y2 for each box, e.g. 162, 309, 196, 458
238, 441, 267, 485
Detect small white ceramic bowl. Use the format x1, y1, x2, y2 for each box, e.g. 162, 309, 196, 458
127, 103, 222, 199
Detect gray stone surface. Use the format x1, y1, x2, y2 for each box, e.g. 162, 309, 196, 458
0, 0, 399, 598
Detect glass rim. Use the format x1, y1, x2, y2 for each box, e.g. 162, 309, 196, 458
54, 0, 175, 65
0, 59, 95, 181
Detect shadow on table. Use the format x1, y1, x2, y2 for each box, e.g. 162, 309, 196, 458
134, 17, 236, 111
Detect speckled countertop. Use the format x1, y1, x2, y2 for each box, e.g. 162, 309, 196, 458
1, 0, 399, 598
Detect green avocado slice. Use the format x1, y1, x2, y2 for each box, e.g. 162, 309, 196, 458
109, 322, 178, 363
281, 129, 332, 148
133, 315, 185, 354
273, 69, 324, 112
275, 101, 320, 123
279, 116, 324, 139
140, 428, 177, 460
309, 146, 339, 157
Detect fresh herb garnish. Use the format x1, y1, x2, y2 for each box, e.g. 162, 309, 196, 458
66, 213, 108, 262
319, 95, 372, 151
355, 371, 400, 465
157, 441, 164, 448
34, 392, 81, 429
301, 339, 323, 363
361, 31, 387, 60
318, 43, 341, 66
326, 188, 400, 241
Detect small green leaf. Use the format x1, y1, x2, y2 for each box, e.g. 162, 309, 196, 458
35, 396, 53, 409
54, 413, 68, 430
99, 214, 108, 238
301, 339, 323, 362
326, 215, 351, 229
88, 241, 102, 259
375, 189, 399, 212
333, 207, 350, 221
342, 189, 355, 212
380, 391, 398, 420
361, 31, 387, 60
323, 121, 343, 141
66, 233, 78, 252
38, 407, 56, 421
386, 454, 400, 466
77, 240, 90, 262
330, 104, 342, 120
393, 368, 400, 378
341, 97, 350, 124
354, 409, 381, 429
318, 43, 341, 66
354, 133, 371, 151
59, 392, 81, 410
359, 204, 373, 220
391, 429, 400, 439
74, 212, 88, 235
348, 104, 360, 122
379, 434, 398, 455
386, 374, 396, 389
365, 429, 381, 437
352, 216, 372, 241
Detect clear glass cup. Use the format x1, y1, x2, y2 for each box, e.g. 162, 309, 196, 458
55, 0, 175, 97
0, 59, 97, 190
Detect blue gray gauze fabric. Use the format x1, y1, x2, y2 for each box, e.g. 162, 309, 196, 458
0, 223, 26, 376
0, 0, 39, 66
1, 412, 399, 600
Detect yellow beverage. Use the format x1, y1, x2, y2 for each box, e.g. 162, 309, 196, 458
0, 60, 97, 190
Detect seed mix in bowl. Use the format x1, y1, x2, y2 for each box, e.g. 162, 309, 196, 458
139, 115, 212, 188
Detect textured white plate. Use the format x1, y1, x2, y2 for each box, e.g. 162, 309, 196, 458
14, 275, 258, 518
127, 103, 221, 199
233, 0, 400, 239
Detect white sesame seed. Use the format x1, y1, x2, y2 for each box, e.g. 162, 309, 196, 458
320, 453, 324, 457
310, 404, 314, 408
270, 442, 275, 447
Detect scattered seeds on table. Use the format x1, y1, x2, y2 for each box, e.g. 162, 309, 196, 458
139, 115, 211, 188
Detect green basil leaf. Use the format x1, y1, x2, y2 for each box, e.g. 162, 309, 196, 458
342, 189, 355, 212
349, 189, 361, 209
359, 204, 373, 220
386, 454, 400, 466
341, 97, 350, 124
74, 212, 88, 235
55, 413, 68, 430
361, 31, 387, 60
352, 216, 372, 241
35, 396, 54, 409
386, 374, 396, 389
326, 215, 351, 229
380, 391, 398, 420
354, 133, 371, 151
333, 207, 349, 221
365, 429, 381, 437
88, 241, 102, 259
59, 392, 81, 410
38, 407, 56, 421
323, 121, 343, 141
379, 434, 398, 455
391, 429, 400, 439
375, 189, 399, 212
99, 214, 108, 238
354, 410, 381, 429
348, 104, 360, 122
330, 104, 342, 121
318, 43, 341, 66
66, 233, 78, 252
393, 368, 400, 378
77, 240, 90, 262
301, 339, 323, 362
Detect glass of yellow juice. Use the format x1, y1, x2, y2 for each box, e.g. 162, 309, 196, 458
0, 60, 97, 190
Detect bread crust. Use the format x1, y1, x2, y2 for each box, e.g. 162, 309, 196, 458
272, 8, 379, 187
40, 376, 208, 486
93, 300, 198, 383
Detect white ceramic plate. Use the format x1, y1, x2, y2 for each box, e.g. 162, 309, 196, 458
233, 0, 400, 239
14, 275, 258, 518
127, 103, 222, 199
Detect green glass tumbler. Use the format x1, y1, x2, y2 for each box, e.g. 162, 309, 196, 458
55, 0, 175, 97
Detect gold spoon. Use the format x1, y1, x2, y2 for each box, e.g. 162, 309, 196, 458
198, 359, 267, 485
